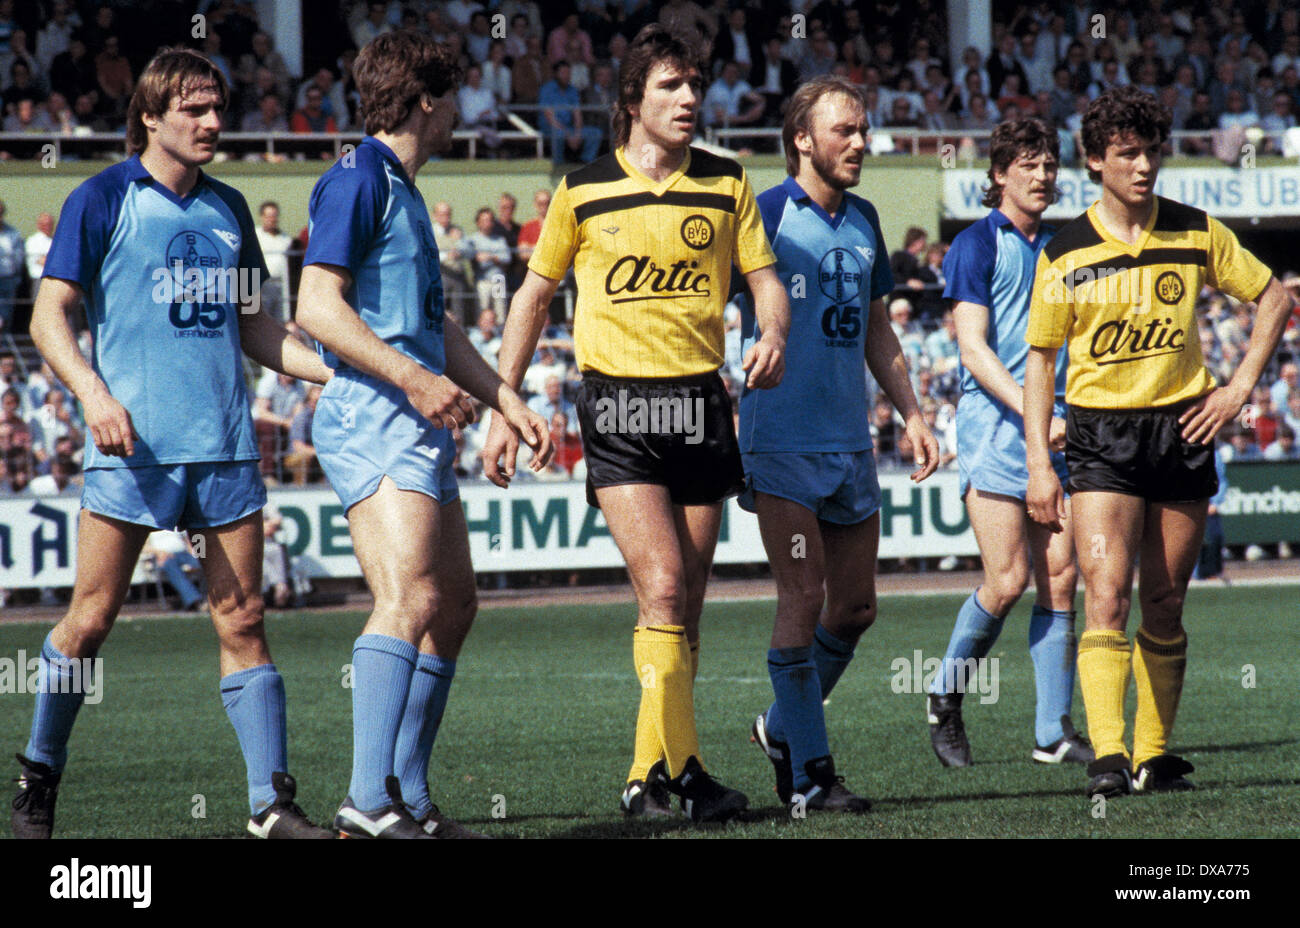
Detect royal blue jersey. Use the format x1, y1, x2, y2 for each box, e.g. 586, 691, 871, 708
42, 155, 265, 469
304, 136, 446, 377
738, 177, 894, 453
943, 209, 1067, 397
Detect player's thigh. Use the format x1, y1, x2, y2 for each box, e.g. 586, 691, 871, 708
347, 476, 443, 610
821, 511, 880, 635
1070, 491, 1145, 628
1137, 499, 1208, 631
596, 482, 686, 621
965, 488, 1033, 597
754, 491, 826, 597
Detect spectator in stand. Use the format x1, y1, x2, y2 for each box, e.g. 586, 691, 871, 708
460, 206, 510, 316
351, 2, 392, 52
713, 8, 758, 76
468, 307, 502, 367
925, 308, 961, 377
240, 90, 287, 134
889, 297, 925, 372
550, 410, 584, 476
1264, 423, 1300, 460
539, 60, 600, 164
796, 29, 838, 83
93, 33, 130, 124
294, 68, 348, 130
1271, 361, 1298, 412
291, 84, 336, 134
252, 371, 305, 481
35, 1, 76, 74
1, 388, 33, 453
516, 188, 549, 265
955, 46, 989, 99
261, 503, 296, 608
1261, 91, 1297, 152
987, 33, 1027, 100
432, 201, 472, 320
25, 211, 53, 282
283, 385, 320, 485
547, 14, 593, 67
236, 31, 291, 108
884, 94, 920, 129
458, 64, 502, 154
444, 0, 484, 30
752, 36, 797, 127
482, 40, 512, 106
142, 531, 204, 611
30, 386, 81, 471
29, 452, 77, 496
201, 31, 234, 90
256, 202, 293, 322
961, 93, 997, 131
466, 11, 493, 67
1223, 424, 1263, 462
871, 396, 899, 464
3, 95, 52, 133
492, 193, 523, 289
0, 199, 22, 332
522, 344, 567, 396
584, 59, 616, 143
891, 226, 928, 288
527, 373, 577, 425
512, 35, 547, 105
3, 58, 44, 113
1219, 88, 1261, 131
703, 59, 764, 129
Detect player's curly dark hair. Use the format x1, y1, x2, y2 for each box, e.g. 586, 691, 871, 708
1081, 85, 1171, 184
126, 47, 228, 155
982, 117, 1061, 208
613, 25, 705, 149
353, 29, 463, 135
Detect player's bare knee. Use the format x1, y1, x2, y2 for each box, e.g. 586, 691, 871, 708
1139, 586, 1185, 625
982, 571, 1027, 616
829, 597, 876, 638
638, 573, 686, 622
213, 594, 267, 645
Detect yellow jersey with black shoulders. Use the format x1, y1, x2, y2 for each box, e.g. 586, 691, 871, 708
528, 145, 775, 378
1026, 196, 1272, 409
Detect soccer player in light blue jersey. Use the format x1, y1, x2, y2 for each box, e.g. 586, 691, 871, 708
740, 76, 939, 813
295, 30, 550, 840
926, 119, 1092, 768
12, 48, 334, 839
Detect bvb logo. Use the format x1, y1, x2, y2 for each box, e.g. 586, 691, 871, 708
680, 214, 714, 250
1154, 270, 1184, 306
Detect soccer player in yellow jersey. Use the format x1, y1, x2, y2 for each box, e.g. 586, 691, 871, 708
483, 25, 790, 823
1023, 87, 1293, 798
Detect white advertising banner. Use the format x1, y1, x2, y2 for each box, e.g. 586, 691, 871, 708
0, 473, 978, 590
942, 166, 1300, 220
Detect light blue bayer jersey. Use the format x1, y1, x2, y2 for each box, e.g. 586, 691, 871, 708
942, 209, 1067, 397
738, 177, 894, 453
42, 156, 266, 469
303, 136, 446, 377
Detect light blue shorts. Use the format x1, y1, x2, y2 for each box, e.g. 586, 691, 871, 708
956, 391, 1069, 501
81, 460, 265, 530
313, 370, 460, 512
739, 449, 881, 525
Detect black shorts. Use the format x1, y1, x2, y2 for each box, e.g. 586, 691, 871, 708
1065, 400, 1218, 503
576, 370, 744, 509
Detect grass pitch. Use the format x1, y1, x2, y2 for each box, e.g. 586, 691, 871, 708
1, 584, 1296, 839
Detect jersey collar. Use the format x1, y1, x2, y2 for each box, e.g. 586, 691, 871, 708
1085, 197, 1159, 257
362, 135, 415, 189
126, 153, 210, 207
989, 207, 1050, 248
615, 145, 690, 196
781, 175, 847, 229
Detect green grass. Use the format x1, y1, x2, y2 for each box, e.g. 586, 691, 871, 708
2, 585, 1297, 839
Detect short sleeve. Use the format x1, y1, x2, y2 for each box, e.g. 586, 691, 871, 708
527, 179, 578, 280
1026, 249, 1072, 349
942, 222, 995, 308
732, 169, 775, 274
41, 177, 122, 290
209, 180, 270, 288
304, 157, 387, 275
862, 201, 895, 301
1207, 216, 1272, 304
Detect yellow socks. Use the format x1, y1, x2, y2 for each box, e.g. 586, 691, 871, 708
1077, 630, 1132, 760
628, 625, 700, 783
1132, 629, 1188, 768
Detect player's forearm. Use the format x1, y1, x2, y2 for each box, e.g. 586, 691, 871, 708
442, 314, 520, 413
1023, 346, 1058, 470
749, 267, 790, 347
1226, 278, 1292, 403
240, 308, 330, 384
498, 272, 558, 390
957, 338, 1025, 415
29, 279, 104, 402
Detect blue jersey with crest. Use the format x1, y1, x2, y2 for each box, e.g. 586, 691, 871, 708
942, 209, 1067, 397
42, 155, 266, 469
738, 177, 894, 453
304, 136, 446, 376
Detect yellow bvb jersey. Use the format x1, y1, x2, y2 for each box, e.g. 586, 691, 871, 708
1027, 197, 1272, 410
527, 145, 775, 378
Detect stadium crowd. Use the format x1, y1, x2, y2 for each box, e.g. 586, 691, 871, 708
3, 2, 1300, 160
